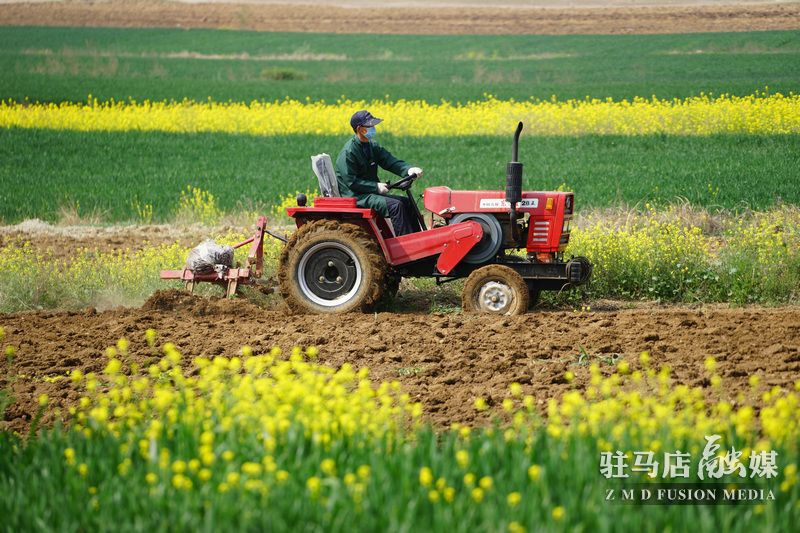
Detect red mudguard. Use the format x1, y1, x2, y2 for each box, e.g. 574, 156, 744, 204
384, 221, 483, 275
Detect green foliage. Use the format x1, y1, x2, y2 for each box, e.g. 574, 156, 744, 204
3, 425, 794, 532
0, 27, 798, 103
1, 129, 797, 223
567, 205, 800, 304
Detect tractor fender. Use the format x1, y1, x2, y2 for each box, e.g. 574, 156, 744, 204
383, 221, 484, 274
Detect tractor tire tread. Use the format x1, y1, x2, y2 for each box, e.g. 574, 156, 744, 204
278, 220, 387, 314
462, 264, 529, 316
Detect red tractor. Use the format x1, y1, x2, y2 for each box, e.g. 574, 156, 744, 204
278, 122, 591, 315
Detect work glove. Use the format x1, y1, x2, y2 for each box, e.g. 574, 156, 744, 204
408, 167, 423, 178
377, 182, 389, 195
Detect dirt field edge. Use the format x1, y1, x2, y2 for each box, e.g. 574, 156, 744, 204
1, 1, 799, 35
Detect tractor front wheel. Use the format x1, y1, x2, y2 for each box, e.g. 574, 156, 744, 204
462, 265, 529, 316
279, 220, 387, 314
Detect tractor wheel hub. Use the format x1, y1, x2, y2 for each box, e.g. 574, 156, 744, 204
478, 281, 514, 313
297, 242, 361, 307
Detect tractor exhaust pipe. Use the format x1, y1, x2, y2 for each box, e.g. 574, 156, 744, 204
506, 122, 524, 243
511, 121, 522, 163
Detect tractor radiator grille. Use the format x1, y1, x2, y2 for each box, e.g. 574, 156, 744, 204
531, 220, 550, 243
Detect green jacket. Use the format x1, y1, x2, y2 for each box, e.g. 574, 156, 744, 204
334, 135, 412, 217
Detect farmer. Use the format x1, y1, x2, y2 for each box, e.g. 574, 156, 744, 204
335, 110, 423, 236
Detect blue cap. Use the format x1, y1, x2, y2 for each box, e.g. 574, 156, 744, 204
350, 110, 382, 132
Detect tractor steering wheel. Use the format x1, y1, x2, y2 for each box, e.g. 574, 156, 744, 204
387, 173, 419, 191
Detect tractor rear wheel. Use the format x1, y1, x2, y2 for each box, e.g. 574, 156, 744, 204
462, 265, 529, 316
279, 220, 387, 314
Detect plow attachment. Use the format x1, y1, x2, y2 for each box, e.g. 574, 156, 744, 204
160, 216, 270, 296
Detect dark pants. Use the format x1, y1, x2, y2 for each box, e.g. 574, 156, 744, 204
385, 194, 422, 236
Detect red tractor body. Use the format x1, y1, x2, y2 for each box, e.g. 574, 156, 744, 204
422, 187, 574, 255
163, 122, 591, 315
279, 122, 590, 314
288, 197, 484, 276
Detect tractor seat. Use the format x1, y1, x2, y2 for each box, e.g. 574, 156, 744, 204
311, 153, 340, 197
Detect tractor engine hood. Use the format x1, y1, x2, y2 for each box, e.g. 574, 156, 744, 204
423, 186, 571, 217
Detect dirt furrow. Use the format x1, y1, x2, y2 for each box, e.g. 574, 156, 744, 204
2, 290, 798, 434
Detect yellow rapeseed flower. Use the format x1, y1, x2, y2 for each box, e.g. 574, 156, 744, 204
116, 338, 129, 353
145, 329, 157, 347
419, 467, 434, 487
242, 462, 262, 476
455, 450, 469, 469
502, 398, 515, 412
104, 359, 121, 375
320, 459, 336, 476
3, 93, 798, 136
474, 397, 488, 411
306, 476, 321, 497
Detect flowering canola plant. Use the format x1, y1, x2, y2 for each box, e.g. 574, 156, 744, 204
2, 92, 798, 136
1, 337, 798, 531
566, 205, 800, 303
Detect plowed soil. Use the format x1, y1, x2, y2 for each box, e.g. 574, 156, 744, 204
0, 224, 197, 260
2, 290, 798, 434
1, 1, 798, 35
0, 220, 294, 261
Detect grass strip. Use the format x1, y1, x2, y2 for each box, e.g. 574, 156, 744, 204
1, 129, 798, 223
1, 27, 798, 103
